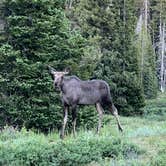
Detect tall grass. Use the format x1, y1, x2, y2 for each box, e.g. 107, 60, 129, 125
0, 126, 144, 166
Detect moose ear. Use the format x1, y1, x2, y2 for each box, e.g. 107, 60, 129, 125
63, 67, 70, 75
48, 66, 56, 75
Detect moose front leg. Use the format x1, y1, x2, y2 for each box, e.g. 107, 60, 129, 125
60, 106, 68, 139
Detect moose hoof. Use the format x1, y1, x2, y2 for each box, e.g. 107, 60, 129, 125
60, 134, 64, 139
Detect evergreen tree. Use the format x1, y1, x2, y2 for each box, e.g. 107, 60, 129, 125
0, 0, 94, 131
136, 26, 158, 99
149, 0, 166, 92
135, 0, 158, 98
75, 0, 145, 115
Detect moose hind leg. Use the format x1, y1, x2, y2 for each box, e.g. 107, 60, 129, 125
60, 106, 68, 139
72, 106, 77, 137
95, 103, 103, 134
110, 104, 123, 132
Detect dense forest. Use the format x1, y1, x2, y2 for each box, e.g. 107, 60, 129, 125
0, 0, 166, 132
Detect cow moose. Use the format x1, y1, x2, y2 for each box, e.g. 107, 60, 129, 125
48, 66, 123, 139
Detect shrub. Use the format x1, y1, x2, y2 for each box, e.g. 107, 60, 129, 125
0, 127, 144, 166
143, 94, 166, 121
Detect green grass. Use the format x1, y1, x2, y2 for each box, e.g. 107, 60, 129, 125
0, 93, 166, 166
100, 115, 166, 166
0, 118, 165, 166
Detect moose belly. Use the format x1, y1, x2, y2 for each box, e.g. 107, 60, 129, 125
78, 95, 100, 105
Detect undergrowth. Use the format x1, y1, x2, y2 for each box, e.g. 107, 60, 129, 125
0, 127, 144, 166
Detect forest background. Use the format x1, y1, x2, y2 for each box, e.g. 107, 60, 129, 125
0, 0, 166, 132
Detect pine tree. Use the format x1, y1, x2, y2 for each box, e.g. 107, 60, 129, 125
149, 0, 166, 93
75, 0, 145, 115
0, 0, 87, 131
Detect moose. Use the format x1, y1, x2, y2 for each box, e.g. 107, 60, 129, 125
48, 66, 123, 139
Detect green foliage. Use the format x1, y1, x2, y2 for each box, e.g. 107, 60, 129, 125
0, 0, 97, 132
149, 0, 166, 95
77, 106, 98, 129
0, 127, 144, 166
143, 66, 158, 99
94, 52, 145, 115
136, 26, 158, 99
0, 0, 161, 133
143, 92, 166, 120
74, 0, 145, 115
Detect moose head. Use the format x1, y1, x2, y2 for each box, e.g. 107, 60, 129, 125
48, 66, 69, 89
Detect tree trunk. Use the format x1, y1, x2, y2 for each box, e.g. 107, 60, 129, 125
164, 70, 166, 91
160, 22, 165, 92
65, 0, 73, 10
144, 0, 148, 33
